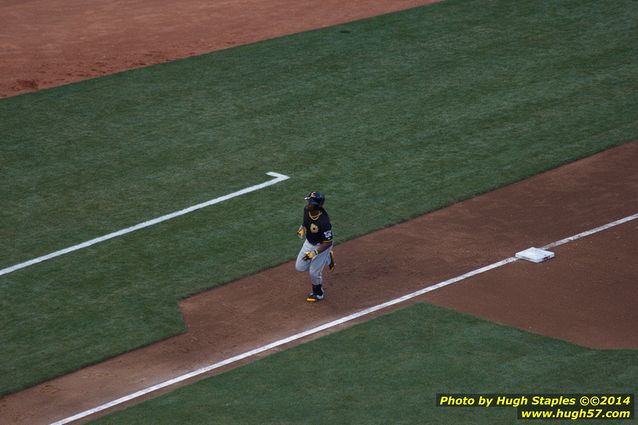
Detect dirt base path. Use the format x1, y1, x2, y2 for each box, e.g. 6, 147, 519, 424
0, 0, 438, 98
2, 141, 636, 425
425, 220, 638, 348
2, 1, 637, 424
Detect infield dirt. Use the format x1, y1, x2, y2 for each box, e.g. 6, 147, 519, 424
1, 0, 636, 424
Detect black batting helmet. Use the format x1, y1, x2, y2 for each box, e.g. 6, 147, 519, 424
304, 191, 325, 207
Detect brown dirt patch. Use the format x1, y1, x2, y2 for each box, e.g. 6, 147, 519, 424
0, 0, 439, 98
1, 0, 637, 423
425, 218, 638, 349
1, 141, 636, 424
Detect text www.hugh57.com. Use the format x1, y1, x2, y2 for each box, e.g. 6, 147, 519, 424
519, 408, 631, 420
436, 394, 634, 421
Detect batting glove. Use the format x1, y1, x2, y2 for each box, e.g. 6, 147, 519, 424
297, 226, 306, 239
302, 249, 319, 261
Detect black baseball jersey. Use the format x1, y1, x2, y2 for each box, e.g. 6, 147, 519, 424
303, 208, 333, 245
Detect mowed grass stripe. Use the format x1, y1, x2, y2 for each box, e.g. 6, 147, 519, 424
1, 0, 637, 395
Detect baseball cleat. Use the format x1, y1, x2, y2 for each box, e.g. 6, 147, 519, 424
306, 291, 325, 302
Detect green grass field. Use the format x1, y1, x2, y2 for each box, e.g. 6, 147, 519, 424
89, 303, 638, 425
1, 0, 637, 396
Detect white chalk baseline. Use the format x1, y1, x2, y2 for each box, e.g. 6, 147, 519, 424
1, 172, 290, 277
50, 211, 638, 425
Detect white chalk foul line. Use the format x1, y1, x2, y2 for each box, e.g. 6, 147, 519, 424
49, 211, 637, 425
50, 257, 521, 425
542, 212, 638, 250
1, 172, 290, 277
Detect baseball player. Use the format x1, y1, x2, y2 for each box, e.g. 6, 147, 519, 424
295, 191, 335, 302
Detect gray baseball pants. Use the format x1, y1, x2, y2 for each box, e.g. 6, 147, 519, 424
295, 240, 332, 286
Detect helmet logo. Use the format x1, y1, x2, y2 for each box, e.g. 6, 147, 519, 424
304, 191, 325, 206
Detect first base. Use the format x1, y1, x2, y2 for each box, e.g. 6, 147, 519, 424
515, 247, 555, 263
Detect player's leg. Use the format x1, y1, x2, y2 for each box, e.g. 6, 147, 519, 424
307, 247, 331, 302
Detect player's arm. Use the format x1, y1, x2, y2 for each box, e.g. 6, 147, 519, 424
319, 225, 333, 253
302, 240, 332, 261
297, 211, 308, 238
316, 240, 333, 254
314, 226, 333, 254
302, 227, 333, 261
318, 223, 333, 253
